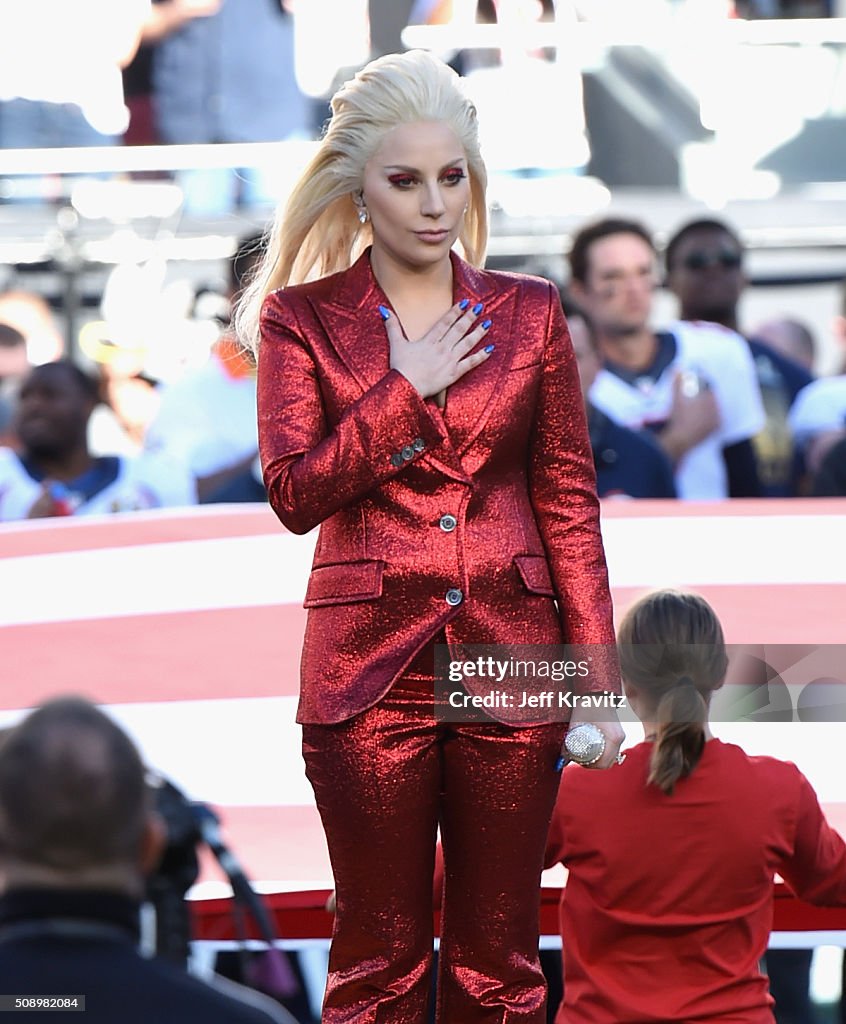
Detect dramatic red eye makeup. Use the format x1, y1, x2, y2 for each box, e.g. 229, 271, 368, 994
441, 167, 466, 182
387, 174, 416, 187
384, 164, 467, 189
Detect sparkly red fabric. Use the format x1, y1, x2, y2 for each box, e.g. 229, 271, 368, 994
302, 675, 566, 1023
258, 249, 618, 725
258, 248, 618, 1022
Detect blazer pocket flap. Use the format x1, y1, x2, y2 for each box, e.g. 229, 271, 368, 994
514, 555, 555, 596
304, 560, 385, 607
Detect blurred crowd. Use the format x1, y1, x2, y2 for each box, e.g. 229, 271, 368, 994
0, 232, 266, 520
1, 212, 845, 523
0, 0, 311, 207
0, 0, 845, 523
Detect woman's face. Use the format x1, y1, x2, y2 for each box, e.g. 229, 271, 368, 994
360, 120, 471, 274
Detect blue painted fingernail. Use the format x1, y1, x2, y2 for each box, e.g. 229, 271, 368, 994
481, 319, 492, 330
378, 305, 391, 321
459, 298, 470, 310
484, 344, 495, 354
472, 302, 484, 315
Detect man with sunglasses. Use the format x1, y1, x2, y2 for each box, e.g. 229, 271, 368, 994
665, 217, 814, 498
567, 216, 764, 500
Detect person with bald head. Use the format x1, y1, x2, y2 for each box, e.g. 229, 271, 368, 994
0, 696, 293, 1023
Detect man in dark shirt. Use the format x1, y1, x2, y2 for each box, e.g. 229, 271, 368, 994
664, 216, 814, 497
0, 697, 294, 1024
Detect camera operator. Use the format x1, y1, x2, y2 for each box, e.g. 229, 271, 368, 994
0, 695, 295, 1023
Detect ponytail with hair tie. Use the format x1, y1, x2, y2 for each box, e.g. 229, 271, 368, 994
617, 589, 727, 795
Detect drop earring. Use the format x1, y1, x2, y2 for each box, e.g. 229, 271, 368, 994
354, 190, 368, 224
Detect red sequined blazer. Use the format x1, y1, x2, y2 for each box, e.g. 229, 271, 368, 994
257, 249, 616, 724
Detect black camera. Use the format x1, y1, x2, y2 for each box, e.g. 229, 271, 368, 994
145, 774, 204, 965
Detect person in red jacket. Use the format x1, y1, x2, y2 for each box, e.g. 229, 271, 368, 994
236, 47, 623, 1024
545, 589, 846, 1023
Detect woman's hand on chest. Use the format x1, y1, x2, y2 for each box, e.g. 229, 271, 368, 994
384, 299, 493, 400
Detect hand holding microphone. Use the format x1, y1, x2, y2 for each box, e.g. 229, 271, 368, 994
556, 723, 626, 772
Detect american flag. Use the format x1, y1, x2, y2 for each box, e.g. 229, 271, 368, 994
2, 499, 845, 933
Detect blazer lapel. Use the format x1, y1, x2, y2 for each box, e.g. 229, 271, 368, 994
313, 248, 389, 393
311, 248, 471, 483
443, 255, 519, 455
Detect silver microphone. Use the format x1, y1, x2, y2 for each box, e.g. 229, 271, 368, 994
555, 723, 606, 770
566, 723, 607, 763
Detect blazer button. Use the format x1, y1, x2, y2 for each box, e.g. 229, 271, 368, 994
439, 514, 457, 532
390, 453, 404, 467
445, 588, 463, 607
401, 445, 415, 461
412, 437, 425, 452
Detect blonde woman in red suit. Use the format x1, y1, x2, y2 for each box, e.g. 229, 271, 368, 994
236, 49, 624, 1024
545, 589, 846, 1024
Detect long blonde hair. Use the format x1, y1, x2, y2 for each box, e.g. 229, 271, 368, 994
235, 49, 489, 355
617, 590, 728, 795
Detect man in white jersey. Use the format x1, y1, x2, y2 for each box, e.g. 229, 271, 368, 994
566, 217, 764, 500
0, 360, 194, 520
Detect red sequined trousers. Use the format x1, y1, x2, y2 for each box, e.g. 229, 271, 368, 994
302, 642, 566, 1023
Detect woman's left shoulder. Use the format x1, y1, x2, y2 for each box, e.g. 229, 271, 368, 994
453, 251, 557, 307
481, 265, 556, 299
468, 268, 558, 317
